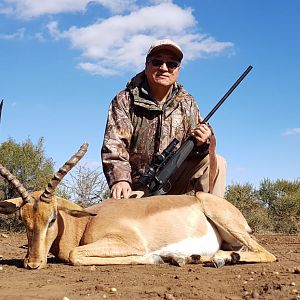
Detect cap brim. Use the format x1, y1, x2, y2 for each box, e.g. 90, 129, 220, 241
147, 45, 183, 61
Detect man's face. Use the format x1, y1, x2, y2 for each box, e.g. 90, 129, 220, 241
145, 49, 181, 89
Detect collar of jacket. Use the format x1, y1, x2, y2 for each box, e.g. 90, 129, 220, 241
126, 71, 184, 118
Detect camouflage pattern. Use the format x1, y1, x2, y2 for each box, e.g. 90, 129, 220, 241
101, 71, 211, 189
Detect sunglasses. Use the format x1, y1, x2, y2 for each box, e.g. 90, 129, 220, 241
148, 59, 180, 70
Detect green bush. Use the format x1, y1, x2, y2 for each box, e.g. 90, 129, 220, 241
0, 213, 24, 231
225, 179, 300, 234
225, 183, 272, 233
0, 137, 54, 231
258, 179, 300, 233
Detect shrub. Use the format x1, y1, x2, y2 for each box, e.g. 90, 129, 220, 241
0, 137, 54, 231
225, 179, 300, 234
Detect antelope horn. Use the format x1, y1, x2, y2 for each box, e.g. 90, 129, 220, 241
40, 143, 89, 202
0, 164, 32, 202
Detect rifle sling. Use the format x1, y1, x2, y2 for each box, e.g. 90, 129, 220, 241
208, 133, 217, 193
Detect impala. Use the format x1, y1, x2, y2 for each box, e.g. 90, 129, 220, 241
0, 143, 276, 269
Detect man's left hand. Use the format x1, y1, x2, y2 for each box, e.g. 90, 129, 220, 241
190, 124, 211, 146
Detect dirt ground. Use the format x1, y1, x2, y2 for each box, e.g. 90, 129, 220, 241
0, 232, 299, 300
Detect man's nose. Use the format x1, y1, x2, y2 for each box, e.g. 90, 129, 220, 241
159, 62, 169, 71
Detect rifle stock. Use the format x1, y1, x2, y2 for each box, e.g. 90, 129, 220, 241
147, 139, 194, 195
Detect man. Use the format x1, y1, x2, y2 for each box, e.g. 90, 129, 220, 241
101, 39, 226, 199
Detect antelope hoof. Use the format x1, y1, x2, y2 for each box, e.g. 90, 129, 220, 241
186, 254, 201, 264
212, 258, 226, 268
149, 254, 164, 265
170, 256, 186, 267
160, 254, 186, 267
230, 252, 240, 265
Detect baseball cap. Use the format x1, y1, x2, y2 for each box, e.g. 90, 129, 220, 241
146, 39, 183, 61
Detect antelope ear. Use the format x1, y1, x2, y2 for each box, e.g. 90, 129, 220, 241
0, 198, 23, 214
58, 206, 97, 218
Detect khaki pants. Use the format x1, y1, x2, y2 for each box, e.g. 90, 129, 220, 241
167, 154, 227, 198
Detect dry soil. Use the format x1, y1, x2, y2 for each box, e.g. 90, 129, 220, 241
0, 232, 299, 300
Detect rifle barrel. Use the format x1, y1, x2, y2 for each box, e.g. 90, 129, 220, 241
202, 65, 253, 123
0, 99, 3, 124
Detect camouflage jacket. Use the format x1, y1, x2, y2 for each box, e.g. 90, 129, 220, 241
101, 71, 213, 189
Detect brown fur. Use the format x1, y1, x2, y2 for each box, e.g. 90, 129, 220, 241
0, 191, 276, 269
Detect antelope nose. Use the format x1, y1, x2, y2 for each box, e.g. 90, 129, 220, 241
26, 262, 41, 269
24, 259, 44, 270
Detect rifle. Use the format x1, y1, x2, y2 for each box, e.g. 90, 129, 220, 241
139, 65, 253, 195
0, 100, 3, 124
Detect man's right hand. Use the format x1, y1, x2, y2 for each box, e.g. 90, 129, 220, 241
111, 181, 132, 199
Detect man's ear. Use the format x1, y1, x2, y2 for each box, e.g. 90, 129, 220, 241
0, 198, 23, 214
58, 206, 97, 218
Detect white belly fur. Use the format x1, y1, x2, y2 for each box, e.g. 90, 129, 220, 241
152, 219, 222, 257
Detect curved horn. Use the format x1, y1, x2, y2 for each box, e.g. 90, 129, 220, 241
0, 164, 32, 202
40, 143, 89, 202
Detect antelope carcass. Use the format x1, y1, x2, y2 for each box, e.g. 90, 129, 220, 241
0, 143, 276, 269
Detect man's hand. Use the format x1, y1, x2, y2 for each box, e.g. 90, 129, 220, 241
111, 181, 132, 199
190, 123, 212, 146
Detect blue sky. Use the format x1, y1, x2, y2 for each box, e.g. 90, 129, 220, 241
0, 0, 299, 188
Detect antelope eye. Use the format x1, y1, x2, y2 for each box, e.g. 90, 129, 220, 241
50, 218, 56, 224
49, 215, 57, 226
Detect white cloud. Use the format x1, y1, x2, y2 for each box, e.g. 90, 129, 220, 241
48, 2, 233, 75
0, 28, 25, 40
0, 1, 234, 76
78, 62, 119, 76
47, 21, 61, 40
282, 128, 300, 136
0, 0, 137, 18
